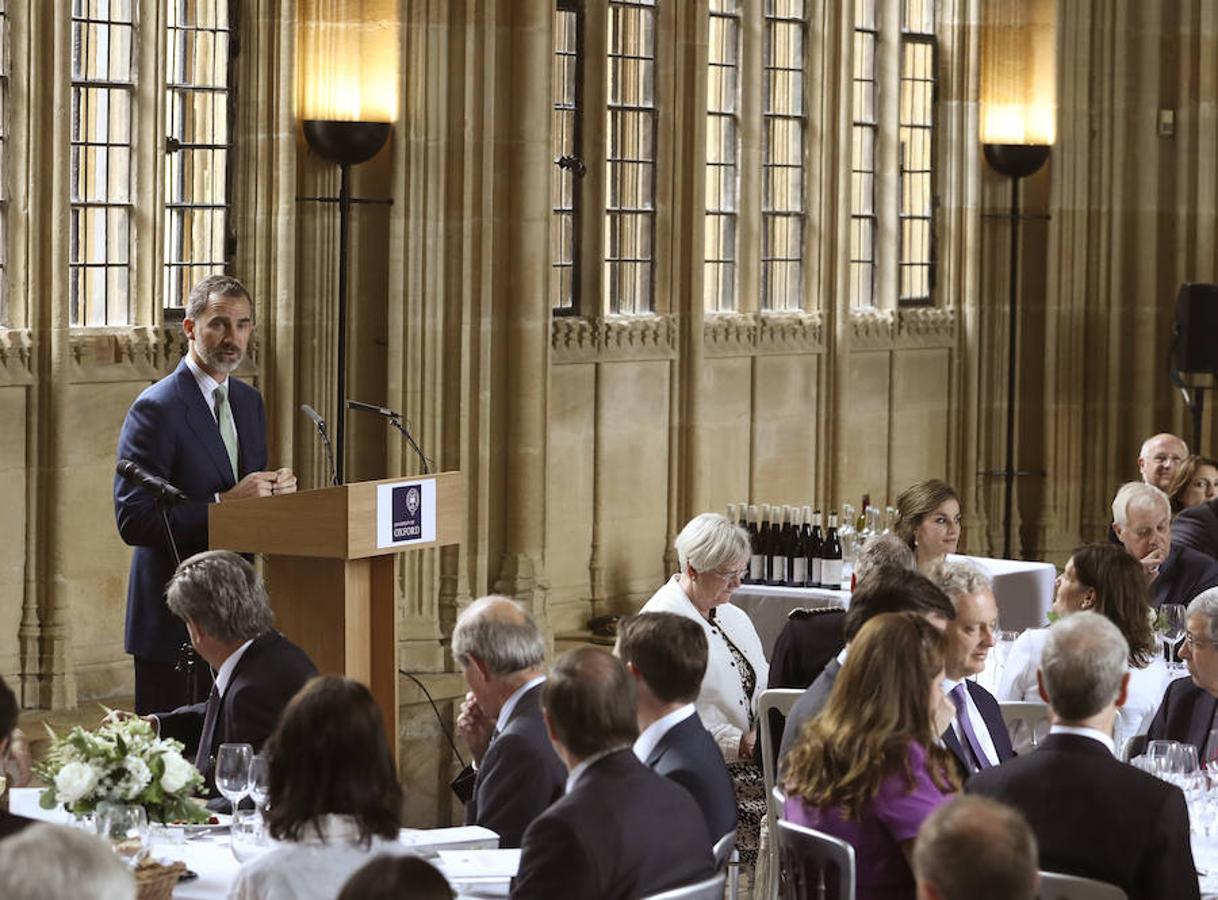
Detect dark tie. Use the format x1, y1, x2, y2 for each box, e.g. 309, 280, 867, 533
194, 684, 221, 775
949, 683, 992, 771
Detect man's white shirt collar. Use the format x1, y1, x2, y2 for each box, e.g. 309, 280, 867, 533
214, 638, 256, 697
565, 747, 623, 794
835, 646, 849, 666
1049, 724, 1115, 754
633, 703, 696, 762
496, 675, 546, 734
184, 353, 224, 419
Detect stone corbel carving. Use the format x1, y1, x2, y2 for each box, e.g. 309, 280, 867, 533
756, 311, 825, 354
703, 313, 758, 357
551, 314, 677, 364
848, 306, 897, 349
896, 306, 956, 346
0, 328, 34, 384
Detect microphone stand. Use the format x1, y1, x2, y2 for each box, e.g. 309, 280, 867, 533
386, 415, 432, 475
149, 487, 208, 703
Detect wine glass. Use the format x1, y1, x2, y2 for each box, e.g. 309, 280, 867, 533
215, 742, 253, 823
1158, 604, 1186, 668
95, 801, 149, 866
248, 754, 270, 837
1146, 739, 1179, 777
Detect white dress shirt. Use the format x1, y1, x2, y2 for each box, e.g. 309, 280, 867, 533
941, 676, 1000, 766
633, 704, 696, 763
497, 675, 546, 734
1049, 723, 1115, 755
184, 353, 226, 420
214, 638, 255, 698
228, 814, 409, 900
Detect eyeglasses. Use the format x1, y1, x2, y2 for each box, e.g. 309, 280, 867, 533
707, 567, 748, 583
1182, 632, 1218, 650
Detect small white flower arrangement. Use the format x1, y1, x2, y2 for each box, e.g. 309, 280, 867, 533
34, 712, 209, 824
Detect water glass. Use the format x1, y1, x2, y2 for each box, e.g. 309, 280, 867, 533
230, 807, 271, 863
1146, 740, 1179, 776
1175, 743, 1201, 777
1158, 604, 1187, 662
248, 754, 270, 809
215, 742, 254, 818
95, 802, 149, 866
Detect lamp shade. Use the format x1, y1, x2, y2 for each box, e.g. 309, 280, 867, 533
297, 0, 399, 123
980, 0, 1056, 145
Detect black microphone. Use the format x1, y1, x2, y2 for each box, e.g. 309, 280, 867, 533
116, 459, 189, 505
346, 398, 433, 475
300, 404, 339, 487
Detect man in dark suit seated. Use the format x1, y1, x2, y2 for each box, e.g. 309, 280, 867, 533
449, 596, 566, 849
968, 612, 1200, 900
0, 676, 33, 841
512, 647, 715, 900
1173, 495, 1218, 560
777, 571, 956, 762
146, 550, 317, 805
1111, 481, 1218, 608
616, 612, 737, 842
913, 796, 1038, 900
930, 561, 1016, 774
1148, 587, 1218, 752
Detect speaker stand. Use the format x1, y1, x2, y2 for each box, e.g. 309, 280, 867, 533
1171, 370, 1209, 450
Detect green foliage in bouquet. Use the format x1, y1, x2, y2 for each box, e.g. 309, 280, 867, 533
33, 711, 210, 824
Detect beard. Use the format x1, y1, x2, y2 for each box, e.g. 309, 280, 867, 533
196, 342, 244, 374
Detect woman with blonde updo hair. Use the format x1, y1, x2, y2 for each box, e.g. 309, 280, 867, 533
893, 480, 961, 575
1166, 454, 1218, 514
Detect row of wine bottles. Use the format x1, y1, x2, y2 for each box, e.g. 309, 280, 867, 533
727, 498, 898, 590
727, 503, 845, 589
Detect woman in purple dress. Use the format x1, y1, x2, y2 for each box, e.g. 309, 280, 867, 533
782, 613, 959, 900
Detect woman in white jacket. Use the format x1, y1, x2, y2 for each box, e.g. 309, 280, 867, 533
642, 512, 769, 762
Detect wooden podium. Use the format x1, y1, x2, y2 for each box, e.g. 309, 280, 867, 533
208, 472, 463, 748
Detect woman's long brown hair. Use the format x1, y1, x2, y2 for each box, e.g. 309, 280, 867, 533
1071, 542, 1156, 668
783, 612, 959, 818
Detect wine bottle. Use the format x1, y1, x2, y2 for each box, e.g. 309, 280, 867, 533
769, 505, 791, 586
747, 505, 764, 583
758, 504, 773, 582
856, 493, 870, 533
727, 503, 737, 525
809, 508, 825, 588
790, 507, 808, 586
822, 510, 844, 589
799, 505, 814, 587
737, 502, 749, 531
883, 505, 896, 535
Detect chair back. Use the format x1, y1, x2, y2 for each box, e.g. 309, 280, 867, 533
1038, 870, 1128, 900
999, 700, 1051, 749
713, 829, 740, 900
642, 872, 728, 900
776, 818, 856, 900
1120, 733, 1147, 763
760, 690, 805, 854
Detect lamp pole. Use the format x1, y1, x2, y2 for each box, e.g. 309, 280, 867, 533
982, 143, 1049, 560
301, 120, 391, 484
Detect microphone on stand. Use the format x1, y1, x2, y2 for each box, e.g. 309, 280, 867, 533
345, 398, 432, 475
301, 404, 340, 486
116, 459, 189, 505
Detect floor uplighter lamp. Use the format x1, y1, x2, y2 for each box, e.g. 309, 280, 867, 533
296, 2, 398, 485
980, 0, 1056, 559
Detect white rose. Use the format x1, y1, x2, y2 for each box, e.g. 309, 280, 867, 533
55, 761, 99, 805
121, 756, 152, 800
159, 751, 194, 795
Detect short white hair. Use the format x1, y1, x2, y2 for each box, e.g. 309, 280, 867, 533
929, 559, 993, 608
1139, 432, 1188, 461
675, 513, 750, 573
0, 823, 135, 900
854, 533, 916, 585
1040, 611, 1128, 721
1111, 481, 1170, 527
1188, 588, 1218, 641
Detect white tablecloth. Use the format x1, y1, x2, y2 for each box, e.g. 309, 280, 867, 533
732, 554, 1055, 659
8, 788, 510, 899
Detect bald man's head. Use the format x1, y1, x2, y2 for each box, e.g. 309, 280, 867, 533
452, 595, 545, 677
1138, 432, 1189, 491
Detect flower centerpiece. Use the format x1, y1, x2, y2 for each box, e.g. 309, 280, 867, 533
34, 712, 209, 824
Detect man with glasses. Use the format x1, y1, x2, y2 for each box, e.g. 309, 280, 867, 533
1148, 587, 1218, 755
1110, 482, 1218, 608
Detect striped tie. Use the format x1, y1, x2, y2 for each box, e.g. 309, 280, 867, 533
213, 383, 239, 481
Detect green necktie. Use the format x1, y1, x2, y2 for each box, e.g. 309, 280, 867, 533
213, 383, 239, 482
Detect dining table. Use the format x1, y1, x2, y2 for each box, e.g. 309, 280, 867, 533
7, 788, 516, 898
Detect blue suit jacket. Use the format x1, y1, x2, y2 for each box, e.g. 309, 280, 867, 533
114, 359, 267, 663
942, 680, 1017, 776
644, 710, 738, 842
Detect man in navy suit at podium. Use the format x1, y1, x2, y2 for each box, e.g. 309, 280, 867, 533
114, 275, 296, 714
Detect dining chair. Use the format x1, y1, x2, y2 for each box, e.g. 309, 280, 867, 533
775, 818, 856, 900
642, 872, 728, 900
712, 829, 739, 900
759, 689, 804, 869
999, 700, 1051, 749
1120, 733, 1147, 763
1038, 870, 1128, 899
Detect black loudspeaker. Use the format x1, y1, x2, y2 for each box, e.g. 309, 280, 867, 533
1175, 283, 1218, 374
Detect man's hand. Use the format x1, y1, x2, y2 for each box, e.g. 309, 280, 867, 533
272, 467, 297, 495
457, 692, 496, 765
1140, 547, 1166, 581
219, 471, 278, 502
737, 729, 757, 761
